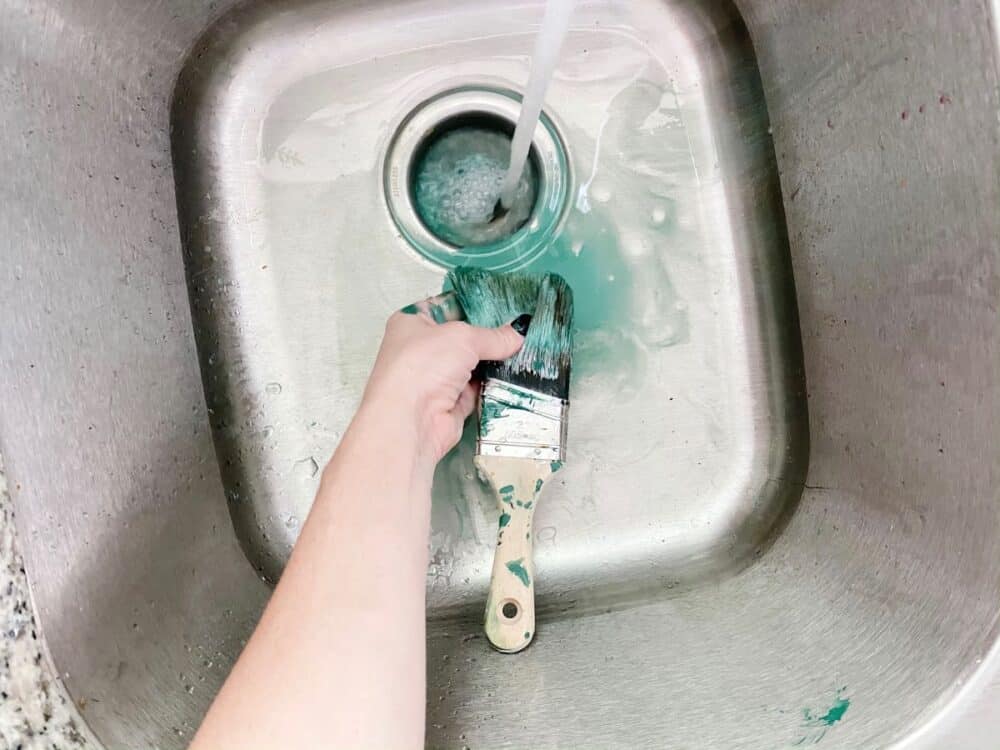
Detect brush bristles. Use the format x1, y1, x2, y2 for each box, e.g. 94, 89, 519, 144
447, 267, 573, 399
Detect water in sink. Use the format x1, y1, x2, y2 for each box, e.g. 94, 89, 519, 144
498, 0, 574, 209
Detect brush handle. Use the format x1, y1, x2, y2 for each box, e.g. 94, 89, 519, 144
476, 456, 558, 653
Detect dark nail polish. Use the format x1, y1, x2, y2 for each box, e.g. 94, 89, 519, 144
512, 314, 532, 336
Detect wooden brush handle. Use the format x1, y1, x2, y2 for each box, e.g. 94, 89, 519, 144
475, 456, 558, 653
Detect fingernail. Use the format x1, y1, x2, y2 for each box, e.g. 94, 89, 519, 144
512, 314, 532, 336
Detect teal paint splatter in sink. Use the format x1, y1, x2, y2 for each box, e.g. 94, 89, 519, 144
806, 694, 850, 726
794, 688, 850, 745
412, 126, 536, 248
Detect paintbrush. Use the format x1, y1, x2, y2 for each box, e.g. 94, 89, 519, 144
448, 267, 573, 653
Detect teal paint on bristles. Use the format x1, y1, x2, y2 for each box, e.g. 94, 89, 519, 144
447, 267, 574, 398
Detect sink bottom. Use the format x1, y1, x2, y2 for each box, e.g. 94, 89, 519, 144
172, 0, 806, 619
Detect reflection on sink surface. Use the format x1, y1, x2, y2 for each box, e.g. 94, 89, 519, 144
2, 0, 999, 748
171, 0, 807, 619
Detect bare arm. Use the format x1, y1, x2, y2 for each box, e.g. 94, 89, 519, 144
190, 310, 524, 750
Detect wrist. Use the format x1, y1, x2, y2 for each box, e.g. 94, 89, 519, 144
341, 399, 437, 486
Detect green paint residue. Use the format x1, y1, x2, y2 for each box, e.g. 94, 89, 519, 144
399, 303, 419, 315
523, 631, 531, 639
550, 460, 563, 472
429, 303, 447, 324
506, 558, 531, 587
534, 478, 543, 492
805, 695, 850, 727
796, 688, 850, 745
523, 501, 532, 509
412, 126, 536, 248
515, 500, 524, 507
498, 512, 511, 528
480, 401, 505, 425
499, 483, 515, 507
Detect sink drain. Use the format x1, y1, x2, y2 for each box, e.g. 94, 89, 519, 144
383, 88, 569, 272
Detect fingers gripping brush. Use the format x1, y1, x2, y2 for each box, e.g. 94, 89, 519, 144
448, 268, 573, 653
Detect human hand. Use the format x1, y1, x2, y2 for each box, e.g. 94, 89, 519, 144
359, 297, 526, 466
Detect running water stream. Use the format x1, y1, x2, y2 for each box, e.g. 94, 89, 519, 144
497, 0, 575, 210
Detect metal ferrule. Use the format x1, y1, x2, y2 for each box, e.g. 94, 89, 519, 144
476, 378, 568, 461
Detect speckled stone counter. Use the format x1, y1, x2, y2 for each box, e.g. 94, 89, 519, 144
0, 470, 96, 750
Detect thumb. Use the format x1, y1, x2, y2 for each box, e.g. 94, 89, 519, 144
467, 321, 526, 362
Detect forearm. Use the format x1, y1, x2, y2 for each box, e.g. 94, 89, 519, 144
191, 405, 434, 750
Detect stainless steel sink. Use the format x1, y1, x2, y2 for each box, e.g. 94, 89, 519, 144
171, 0, 806, 616
2, 0, 999, 748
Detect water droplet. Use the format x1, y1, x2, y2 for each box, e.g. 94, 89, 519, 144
185, 684, 195, 694
650, 206, 667, 225
285, 515, 299, 529
570, 239, 584, 256
294, 456, 319, 478
265, 382, 282, 395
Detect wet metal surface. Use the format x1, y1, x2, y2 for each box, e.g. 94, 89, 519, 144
172, 0, 807, 618
0, 0, 998, 748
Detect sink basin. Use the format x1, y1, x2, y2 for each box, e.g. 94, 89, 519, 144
171, 0, 806, 617
2, 0, 998, 748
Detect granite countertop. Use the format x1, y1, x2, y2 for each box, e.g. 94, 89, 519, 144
0, 470, 95, 750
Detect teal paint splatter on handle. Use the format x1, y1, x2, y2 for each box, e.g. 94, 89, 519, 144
400, 303, 420, 315
498, 512, 511, 528
524, 501, 532, 509
550, 460, 563, 472
535, 478, 543, 492
506, 558, 531, 587
498, 485, 515, 494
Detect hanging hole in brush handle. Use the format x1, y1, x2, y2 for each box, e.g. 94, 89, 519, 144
501, 600, 520, 620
